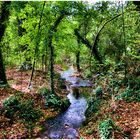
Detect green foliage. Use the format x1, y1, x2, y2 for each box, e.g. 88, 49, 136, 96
115, 88, 140, 102
0, 84, 9, 88
84, 70, 92, 78
19, 99, 42, 123
114, 62, 125, 72
127, 79, 140, 90
133, 90, 140, 102
38, 87, 51, 97
115, 88, 133, 101
1, 1, 140, 82
60, 98, 70, 111
3, 96, 20, 118
39, 87, 70, 111
110, 79, 122, 88
99, 118, 115, 139
45, 94, 70, 111
3, 96, 42, 137
45, 94, 61, 109
3, 96, 42, 118
18, 99, 43, 137
95, 86, 103, 98
85, 98, 101, 117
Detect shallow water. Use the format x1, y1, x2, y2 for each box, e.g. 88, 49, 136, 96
43, 67, 91, 139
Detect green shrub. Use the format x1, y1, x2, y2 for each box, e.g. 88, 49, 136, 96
115, 89, 133, 102
60, 98, 70, 111
114, 62, 125, 72
110, 80, 121, 88
45, 94, 70, 111
3, 96, 43, 138
128, 79, 140, 90
38, 87, 51, 97
45, 94, 61, 109
99, 118, 115, 139
133, 90, 140, 102
54, 73, 61, 79
18, 99, 43, 137
95, 86, 103, 98
84, 70, 92, 78
3, 96, 20, 118
116, 88, 140, 103
19, 99, 42, 123
85, 98, 101, 117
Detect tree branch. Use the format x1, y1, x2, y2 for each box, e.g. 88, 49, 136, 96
74, 28, 103, 63
74, 14, 122, 64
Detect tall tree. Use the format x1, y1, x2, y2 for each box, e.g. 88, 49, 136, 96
47, 10, 69, 94
0, 1, 11, 85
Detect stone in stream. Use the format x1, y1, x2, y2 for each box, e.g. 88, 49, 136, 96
49, 130, 63, 139
63, 128, 80, 139
72, 87, 80, 99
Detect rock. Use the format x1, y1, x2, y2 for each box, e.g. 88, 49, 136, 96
64, 128, 79, 139
49, 131, 63, 139
72, 87, 79, 99
60, 84, 67, 89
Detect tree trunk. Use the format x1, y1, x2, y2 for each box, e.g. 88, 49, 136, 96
0, 49, 7, 84
28, 2, 45, 89
76, 51, 80, 72
48, 11, 69, 94
74, 29, 103, 64
0, 1, 11, 85
49, 43, 55, 94
76, 37, 80, 72
74, 14, 122, 64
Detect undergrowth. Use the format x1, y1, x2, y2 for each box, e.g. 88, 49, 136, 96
99, 118, 115, 139
85, 98, 101, 118
39, 87, 70, 112
3, 95, 43, 137
115, 88, 140, 102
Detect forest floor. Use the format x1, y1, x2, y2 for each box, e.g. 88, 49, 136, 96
79, 99, 140, 139
0, 67, 140, 139
0, 67, 66, 139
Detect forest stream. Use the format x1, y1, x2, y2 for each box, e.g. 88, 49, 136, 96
42, 67, 92, 139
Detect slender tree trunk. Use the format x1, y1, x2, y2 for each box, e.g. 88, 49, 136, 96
76, 51, 80, 72
76, 38, 80, 72
74, 28, 102, 64
45, 53, 48, 73
28, 2, 45, 88
47, 11, 69, 94
0, 1, 11, 85
41, 55, 44, 72
122, 1, 127, 80
49, 43, 55, 94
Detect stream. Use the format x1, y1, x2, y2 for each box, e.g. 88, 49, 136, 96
42, 67, 92, 139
